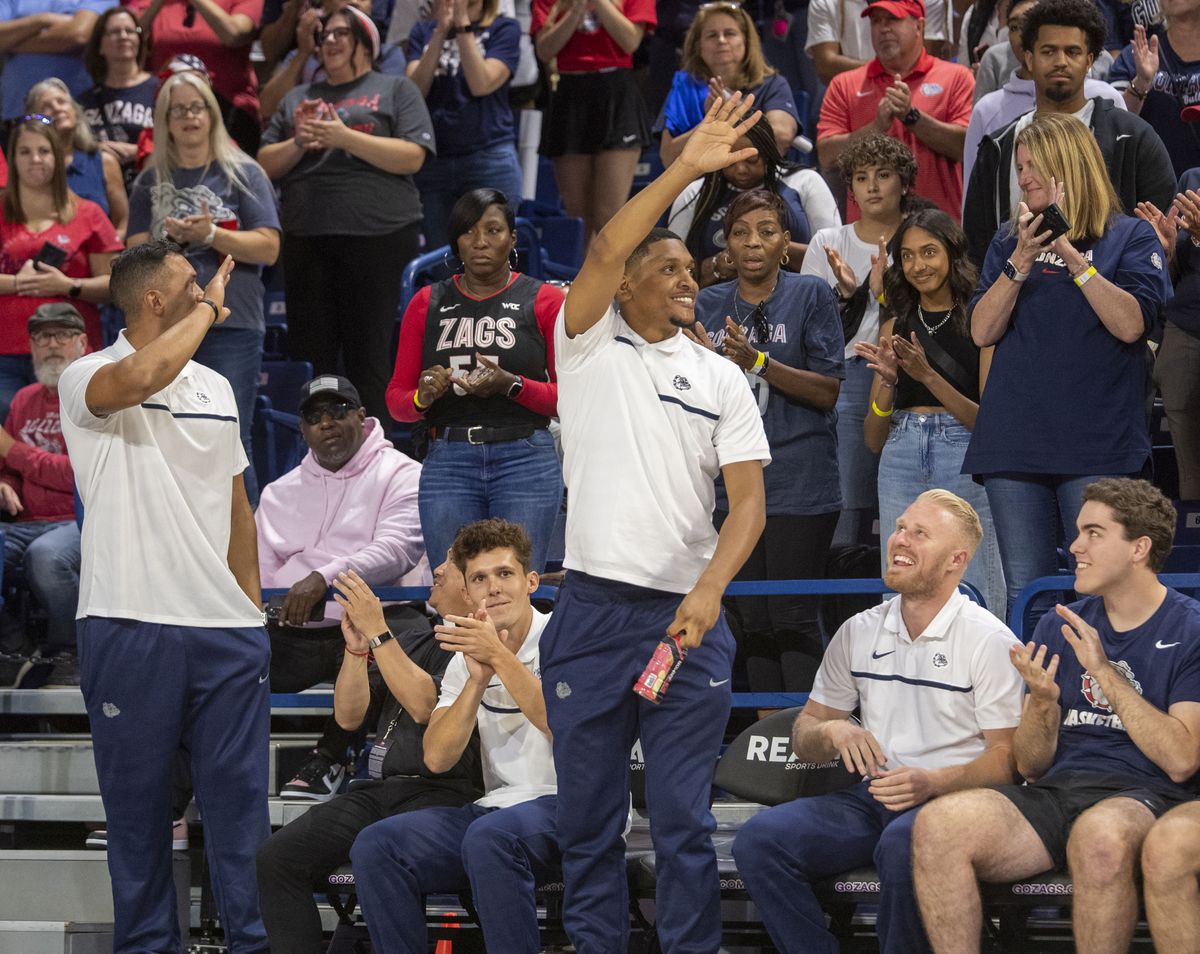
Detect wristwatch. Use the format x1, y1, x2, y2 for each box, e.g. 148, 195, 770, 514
68, 282, 82, 299
506, 376, 524, 399
901, 106, 920, 127
1002, 259, 1029, 283
368, 630, 394, 650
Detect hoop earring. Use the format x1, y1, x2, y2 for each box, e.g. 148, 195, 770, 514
443, 249, 463, 274
722, 253, 733, 267
781, 251, 790, 267
509, 245, 519, 270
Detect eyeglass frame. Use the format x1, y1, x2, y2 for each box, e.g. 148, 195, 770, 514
315, 25, 353, 44
167, 102, 209, 120
30, 328, 85, 346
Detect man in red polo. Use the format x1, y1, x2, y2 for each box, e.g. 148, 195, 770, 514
817, 0, 974, 221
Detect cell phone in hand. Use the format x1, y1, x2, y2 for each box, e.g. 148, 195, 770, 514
32, 242, 68, 270
1037, 203, 1071, 243
265, 594, 325, 623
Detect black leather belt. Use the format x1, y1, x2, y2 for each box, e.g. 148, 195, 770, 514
434, 425, 536, 445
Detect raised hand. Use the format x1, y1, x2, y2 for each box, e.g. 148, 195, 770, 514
1175, 189, 1200, 242
891, 331, 936, 385
332, 569, 388, 637
682, 318, 716, 351
1009, 640, 1060, 704
1135, 200, 1178, 260
722, 315, 759, 370
824, 245, 859, 298
454, 352, 518, 398
201, 255, 236, 322
416, 365, 453, 407
1131, 23, 1160, 91
853, 334, 898, 385
1056, 603, 1110, 676
677, 92, 762, 177
1012, 201, 1051, 271
869, 236, 888, 300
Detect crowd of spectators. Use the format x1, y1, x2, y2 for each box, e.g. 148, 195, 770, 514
0, 0, 1197, 947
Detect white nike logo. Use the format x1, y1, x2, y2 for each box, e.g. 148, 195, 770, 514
856, 90, 874, 97
1155, 639, 1181, 649
1116, 134, 1132, 141
259, 674, 269, 683
621, 134, 637, 143
709, 678, 730, 687
439, 304, 460, 312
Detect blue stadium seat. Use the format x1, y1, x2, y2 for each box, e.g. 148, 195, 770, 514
252, 395, 305, 487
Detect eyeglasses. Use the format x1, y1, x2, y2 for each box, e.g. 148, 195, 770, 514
167, 102, 207, 119
31, 329, 83, 346
316, 26, 352, 44
22, 114, 53, 126
104, 25, 141, 37
301, 401, 358, 425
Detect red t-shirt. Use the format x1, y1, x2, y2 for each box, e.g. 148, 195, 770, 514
0, 199, 122, 354
817, 51, 975, 222
1, 383, 74, 523
125, 0, 264, 120
530, 0, 656, 72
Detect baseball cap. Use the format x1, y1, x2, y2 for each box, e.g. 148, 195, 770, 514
158, 53, 211, 84
298, 374, 362, 413
861, 0, 926, 18
28, 303, 85, 334
1182, 104, 1200, 123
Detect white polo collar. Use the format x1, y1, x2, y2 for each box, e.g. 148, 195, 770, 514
883, 590, 967, 644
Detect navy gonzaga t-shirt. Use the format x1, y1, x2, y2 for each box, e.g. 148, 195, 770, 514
699, 271, 844, 516
963, 215, 1170, 478
1033, 589, 1200, 795
407, 15, 520, 156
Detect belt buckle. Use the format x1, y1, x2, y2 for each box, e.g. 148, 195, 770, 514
467, 426, 485, 445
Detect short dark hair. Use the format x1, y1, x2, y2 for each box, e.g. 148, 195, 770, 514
1020, 0, 1106, 58
723, 189, 787, 239
625, 227, 683, 272
450, 518, 533, 576
446, 187, 516, 250
1081, 478, 1177, 572
109, 240, 185, 316
836, 133, 918, 191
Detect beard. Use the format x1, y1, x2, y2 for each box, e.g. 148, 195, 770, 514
883, 562, 941, 600
1042, 79, 1079, 103
33, 355, 68, 389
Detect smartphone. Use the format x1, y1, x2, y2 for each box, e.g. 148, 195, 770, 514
265, 594, 325, 623
1037, 203, 1071, 243
32, 242, 68, 270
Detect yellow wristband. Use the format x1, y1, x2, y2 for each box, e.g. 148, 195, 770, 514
751, 350, 766, 372
413, 390, 427, 412
876, 291, 887, 306
871, 399, 894, 418
1073, 265, 1098, 288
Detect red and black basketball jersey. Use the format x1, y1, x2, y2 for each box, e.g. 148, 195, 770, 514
420, 273, 551, 429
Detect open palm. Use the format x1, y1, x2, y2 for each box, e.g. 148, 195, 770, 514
678, 92, 762, 176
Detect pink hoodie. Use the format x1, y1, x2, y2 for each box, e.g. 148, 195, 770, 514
255, 418, 427, 618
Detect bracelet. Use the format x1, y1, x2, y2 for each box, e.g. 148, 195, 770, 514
200, 222, 217, 247
1128, 80, 1150, 100
345, 647, 369, 657
200, 297, 220, 323
751, 350, 767, 373
1073, 264, 1098, 287
413, 390, 428, 411
878, 379, 896, 389
871, 399, 894, 417
875, 291, 887, 306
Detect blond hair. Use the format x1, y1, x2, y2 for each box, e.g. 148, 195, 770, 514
916, 489, 983, 556
1014, 113, 1120, 241
680, 3, 774, 91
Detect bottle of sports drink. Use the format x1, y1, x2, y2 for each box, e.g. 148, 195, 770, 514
633, 635, 687, 703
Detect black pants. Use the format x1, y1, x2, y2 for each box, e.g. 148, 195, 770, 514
282, 226, 421, 423
255, 775, 477, 954
269, 622, 362, 762
716, 509, 840, 693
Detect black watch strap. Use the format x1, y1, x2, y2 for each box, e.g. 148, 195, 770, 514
902, 106, 920, 126
368, 630, 394, 650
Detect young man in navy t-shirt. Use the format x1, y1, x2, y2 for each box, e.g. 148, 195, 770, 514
911, 478, 1200, 954
542, 94, 770, 953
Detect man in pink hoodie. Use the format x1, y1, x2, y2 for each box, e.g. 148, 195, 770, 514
256, 374, 426, 799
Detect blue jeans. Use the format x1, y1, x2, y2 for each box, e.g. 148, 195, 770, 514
418, 428, 563, 573
878, 412, 1006, 617
3, 520, 81, 654
983, 472, 1130, 628
193, 326, 264, 504
350, 796, 561, 954
0, 353, 34, 425
733, 781, 928, 954
835, 356, 881, 544
414, 141, 524, 250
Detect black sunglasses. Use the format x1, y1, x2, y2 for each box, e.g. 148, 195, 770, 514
301, 401, 358, 425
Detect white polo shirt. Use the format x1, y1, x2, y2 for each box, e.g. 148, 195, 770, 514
554, 304, 771, 595
811, 591, 1023, 771
435, 608, 556, 809
59, 331, 263, 628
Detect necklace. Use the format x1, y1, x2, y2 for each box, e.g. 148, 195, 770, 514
917, 301, 955, 335
732, 276, 779, 341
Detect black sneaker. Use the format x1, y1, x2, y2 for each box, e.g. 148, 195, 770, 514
280, 752, 346, 801
43, 652, 81, 687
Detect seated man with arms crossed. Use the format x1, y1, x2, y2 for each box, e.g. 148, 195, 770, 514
350, 518, 558, 954
914, 478, 1200, 954
734, 489, 1023, 954
255, 558, 481, 954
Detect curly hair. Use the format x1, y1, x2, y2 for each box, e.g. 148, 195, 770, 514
836, 134, 918, 192
450, 519, 533, 576
1019, 0, 1106, 58
1081, 479, 1177, 573
681, 115, 796, 262
883, 208, 977, 337
679, 2, 774, 90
